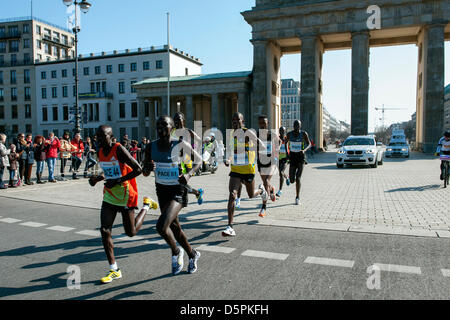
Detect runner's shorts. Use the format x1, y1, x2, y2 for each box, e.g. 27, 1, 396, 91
156, 183, 188, 208
229, 171, 255, 183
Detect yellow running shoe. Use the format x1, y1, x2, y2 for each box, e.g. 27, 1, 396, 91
143, 196, 158, 210
101, 269, 122, 283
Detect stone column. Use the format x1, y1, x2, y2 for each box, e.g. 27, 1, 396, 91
417, 24, 445, 153
300, 35, 324, 149
210, 93, 219, 129
238, 91, 248, 122
138, 98, 146, 139
161, 96, 168, 117
250, 39, 268, 129
351, 31, 370, 136
148, 98, 156, 140
185, 95, 194, 128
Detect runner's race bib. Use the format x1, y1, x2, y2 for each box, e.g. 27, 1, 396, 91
290, 141, 303, 152
99, 161, 122, 180
155, 162, 180, 185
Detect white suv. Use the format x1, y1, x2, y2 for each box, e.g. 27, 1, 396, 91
336, 135, 384, 168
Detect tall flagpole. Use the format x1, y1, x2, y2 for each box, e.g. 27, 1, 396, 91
167, 12, 170, 115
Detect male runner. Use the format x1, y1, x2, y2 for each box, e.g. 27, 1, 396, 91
286, 120, 311, 205
436, 130, 450, 180
276, 126, 290, 197
223, 112, 267, 237
89, 125, 157, 283
143, 115, 202, 275
172, 112, 204, 205
257, 115, 280, 217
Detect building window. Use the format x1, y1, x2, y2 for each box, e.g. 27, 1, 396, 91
23, 24, 30, 34
63, 105, 68, 121
106, 65, 112, 73
42, 107, 48, 122
12, 125, 18, 135
0, 41, 5, 53
118, 81, 125, 94
62, 69, 67, 78
52, 106, 58, 121
90, 82, 95, 93
36, 39, 41, 49
41, 71, 46, 80
11, 105, 17, 119
143, 61, 150, 70
131, 102, 138, 118
72, 68, 76, 77
53, 46, 59, 57
118, 64, 124, 72
130, 80, 137, 93
130, 63, 137, 72
25, 124, 32, 133
95, 66, 101, 74
44, 43, 50, 54
0, 105, 4, 119
23, 39, 30, 48
41, 87, 47, 99
62, 86, 68, 98
24, 69, 30, 83
51, 70, 57, 79
9, 40, 19, 52
11, 88, 17, 101
119, 103, 125, 118
0, 88, 3, 101
73, 85, 76, 97
83, 67, 89, 75
11, 54, 17, 66
52, 87, 57, 98
132, 127, 138, 140
25, 87, 31, 100
25, 104, 31, 118
156, 60, 163, 69
36, 25, 41, 35
10, 70, 16, 84
0, 71, 2, 84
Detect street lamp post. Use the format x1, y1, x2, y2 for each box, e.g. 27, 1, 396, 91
63, 0, 91, 135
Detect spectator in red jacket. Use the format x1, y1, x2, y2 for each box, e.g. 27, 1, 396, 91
45, 132, 61, 183
71, 133, 84, 180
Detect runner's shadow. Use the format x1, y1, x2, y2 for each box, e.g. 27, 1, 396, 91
385, 184, 441, 192
109, 290, 153, 300
0, 272, 68, 298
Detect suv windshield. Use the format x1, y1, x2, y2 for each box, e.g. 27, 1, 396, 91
389, 142, 407, 146
343, 138, 375, 146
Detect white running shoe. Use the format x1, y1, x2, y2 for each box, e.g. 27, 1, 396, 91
276, 190, 282, 197
188, 250, 201, 274
222, 225, 236, 237
295, 198, 300, 205
172, 247, 184, 275
259, 184, 268, 202
235, 198, 241, 208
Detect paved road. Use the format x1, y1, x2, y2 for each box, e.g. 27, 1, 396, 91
0, 196, 449, 300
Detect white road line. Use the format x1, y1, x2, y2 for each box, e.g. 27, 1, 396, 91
46, 226, 75, 232
197, 244, 236, 254
0, 218, 22, 224
75, 230, 100, 237
373, 263, 422, 275
304, 256, 355, 268
144, 239, 167, 245
441, 269, 450, 277
241, 250, 289, 261
115, 235, 145, 242
19, 221, 47, 228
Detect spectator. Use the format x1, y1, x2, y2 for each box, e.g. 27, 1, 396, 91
129, 140, 139, 160
121, 134, 130, 151
34, 135, 47, 184
0, 134, 11, 189
137, 137, 148, 164
44, 132, 61, 183
15, 133, 28, 185
7, 144, 19, 188
83, 136, 97, 178
24, 133, 34, 185
70, 133, 84, 180
60, 132, 74, 181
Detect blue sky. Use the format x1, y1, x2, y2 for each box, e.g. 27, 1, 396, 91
2, 0, 449, 131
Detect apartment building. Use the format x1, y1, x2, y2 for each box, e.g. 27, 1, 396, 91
281, 79, 300, 130
0, 16, 74, 138
35, 46, 202, 139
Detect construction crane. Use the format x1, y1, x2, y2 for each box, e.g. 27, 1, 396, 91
374, 104, 408, 129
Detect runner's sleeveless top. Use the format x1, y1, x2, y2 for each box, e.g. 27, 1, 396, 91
151, 139, 182, 186
288, 131, 304, 153
279, 136, 289, 160
230, 128, 256, 175
98, 143, 138, 208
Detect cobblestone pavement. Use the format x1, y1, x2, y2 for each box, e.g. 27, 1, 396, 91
1, 149, 448, 238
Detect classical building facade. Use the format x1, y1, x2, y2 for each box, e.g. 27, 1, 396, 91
0, 16, 74, 138
242, 0, 449, 152
35, 46, 202, 139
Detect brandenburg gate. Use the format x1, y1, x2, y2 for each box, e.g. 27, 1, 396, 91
242, 0, 449, 152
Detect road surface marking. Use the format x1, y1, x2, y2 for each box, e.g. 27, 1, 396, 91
373, 263, 421, 275
75, 230, 100, 237
0, 218, 22, 224
197, 244, 236, 254
115, 235, 145, 242
19, 221, 47, 228
241, 250, 289, 261
144, 239, 167, 245
441, 269, 450, 277
46, 225, 75, 232
304, 256, 355, 268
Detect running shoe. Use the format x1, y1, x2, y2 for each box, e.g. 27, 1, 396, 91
286, 178, 290, 186
222, 225, 236, 237
196, 188, 204, 205
188, 250, 201, 274
276, 190, 282, 197
101, 269, 122, 283
295, 198, 300, 205
143, 196, 158, 210
259, 184, 268, 202
270, 186, 276, 202
172, 247, 184, 275
235, 198, 241, 208
259, 207, 266, 218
